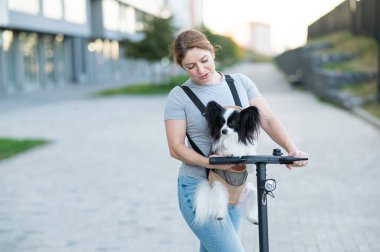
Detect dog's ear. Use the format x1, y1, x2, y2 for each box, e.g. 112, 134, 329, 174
205, 101, 224, 118
239, 106, 261, 144
206, 101, 223, 112
205, 101, 225, 138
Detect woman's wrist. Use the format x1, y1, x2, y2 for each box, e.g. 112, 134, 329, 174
203, 157, 211, 169
287, 149, 299, 155
285, 143, 299, 154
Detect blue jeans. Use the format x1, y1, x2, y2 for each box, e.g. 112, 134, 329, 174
178, 175, 245, 252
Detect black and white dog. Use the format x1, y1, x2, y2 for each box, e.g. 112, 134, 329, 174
193, 101, 261, 226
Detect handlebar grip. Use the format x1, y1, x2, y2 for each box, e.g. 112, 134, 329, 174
279, 157, 308, 164
209, 156, 243, 165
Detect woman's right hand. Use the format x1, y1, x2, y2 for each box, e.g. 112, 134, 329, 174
206, 154, 235, 170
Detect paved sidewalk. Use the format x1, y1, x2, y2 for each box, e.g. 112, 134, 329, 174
0, 62, 379, 252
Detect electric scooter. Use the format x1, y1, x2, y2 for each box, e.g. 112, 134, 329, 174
209, 149, 308, 252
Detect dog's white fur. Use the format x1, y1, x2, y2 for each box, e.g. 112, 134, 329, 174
193, 103, 260, 226
212, 109, 257, 157
194, 181, 258, 226
194, 181, 229, 225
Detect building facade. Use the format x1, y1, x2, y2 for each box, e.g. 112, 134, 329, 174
0, 0, 201, 95
165, 0, 203, 29
248, 22, 273, 56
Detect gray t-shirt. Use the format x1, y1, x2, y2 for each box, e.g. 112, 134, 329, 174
164, 73, 262, 179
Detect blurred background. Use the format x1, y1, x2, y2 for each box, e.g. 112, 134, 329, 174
0, 1, 380, 252
0, 0, 379, 115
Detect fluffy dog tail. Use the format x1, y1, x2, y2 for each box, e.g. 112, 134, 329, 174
193, 181, 229, 226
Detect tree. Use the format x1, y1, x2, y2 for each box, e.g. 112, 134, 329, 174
125, 15, 176, 62
124, 15, 176, 84
200, 26, 243, 67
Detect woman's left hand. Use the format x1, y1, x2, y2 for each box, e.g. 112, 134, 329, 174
286, 150, 308, 170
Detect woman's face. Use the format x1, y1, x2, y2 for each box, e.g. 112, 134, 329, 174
181, 47, 218, 84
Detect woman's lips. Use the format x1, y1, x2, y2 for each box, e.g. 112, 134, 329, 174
200, 73, 208, 80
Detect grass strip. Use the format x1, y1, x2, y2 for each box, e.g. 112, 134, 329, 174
0, 138, 49, 161
96, 74, 189, 96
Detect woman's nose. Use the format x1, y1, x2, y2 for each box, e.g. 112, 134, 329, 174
197, 64, 204, 73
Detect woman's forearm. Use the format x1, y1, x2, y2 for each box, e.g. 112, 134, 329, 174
170, 143, 234, 170
261, 113, 298, 154
169, 142, 210, 168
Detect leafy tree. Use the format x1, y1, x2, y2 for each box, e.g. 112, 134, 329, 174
125, 15, 176, 62
200, 26, 243, 67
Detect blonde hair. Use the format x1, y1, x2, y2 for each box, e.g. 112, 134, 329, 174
171, 29, 219, 67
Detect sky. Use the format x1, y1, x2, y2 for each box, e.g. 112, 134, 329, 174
203, 0, 345, 54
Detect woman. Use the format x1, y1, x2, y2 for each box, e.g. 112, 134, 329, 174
164, 29, 308, 252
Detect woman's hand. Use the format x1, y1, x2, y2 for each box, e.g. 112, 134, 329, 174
206, 154, 235, 170
286, 150, 308, 170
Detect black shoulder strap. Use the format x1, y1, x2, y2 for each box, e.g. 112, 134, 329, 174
180, 86, 207, 157
225, 74, 242, 107
186, 133, 206, 157
180, 86, 206, 116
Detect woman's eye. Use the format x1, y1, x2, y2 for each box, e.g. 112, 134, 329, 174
202, 59, 208, 63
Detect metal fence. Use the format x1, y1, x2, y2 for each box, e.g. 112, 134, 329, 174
308, 0, 379, 40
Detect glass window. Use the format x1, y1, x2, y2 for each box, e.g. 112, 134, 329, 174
2, 30, 14, 52
2, 30, 17, 88
54, 34, 66, 84
43, 0, 63, 20
120, 6, 136, 34
111, 40, 119, 60
102, 40, 111, 60
64, 0, 86, 24
121, 0, 163, 16
103, 0, 119, 31
43, 35, 55, 84
8, 0, 40, 15
19, 32, 40, 87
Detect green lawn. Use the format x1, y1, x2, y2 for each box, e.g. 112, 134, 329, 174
310, 31, 377, 73
0, 138, 49, 161
362, 101, 380, 119
341, 80, 376, 97
96, 74, 189, 96
96, 82, 176, 96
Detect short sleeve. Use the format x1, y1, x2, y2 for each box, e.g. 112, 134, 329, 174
164, 86, 186, 121
238, 74, 262, 100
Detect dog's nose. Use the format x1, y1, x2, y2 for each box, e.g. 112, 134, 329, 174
222, 129, 228, 135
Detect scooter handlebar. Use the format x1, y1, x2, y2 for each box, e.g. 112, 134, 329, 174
209, 155, 308, 165
278, 156, 308, 164
208, 156, 243, 164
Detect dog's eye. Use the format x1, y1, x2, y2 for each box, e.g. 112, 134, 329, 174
229, 121, 236, 126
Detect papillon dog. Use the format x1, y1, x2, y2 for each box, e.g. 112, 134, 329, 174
193, 101, 261, 226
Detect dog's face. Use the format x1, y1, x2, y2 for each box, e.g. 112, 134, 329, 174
205, 101, 260, 145
216, 108, 240, 137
